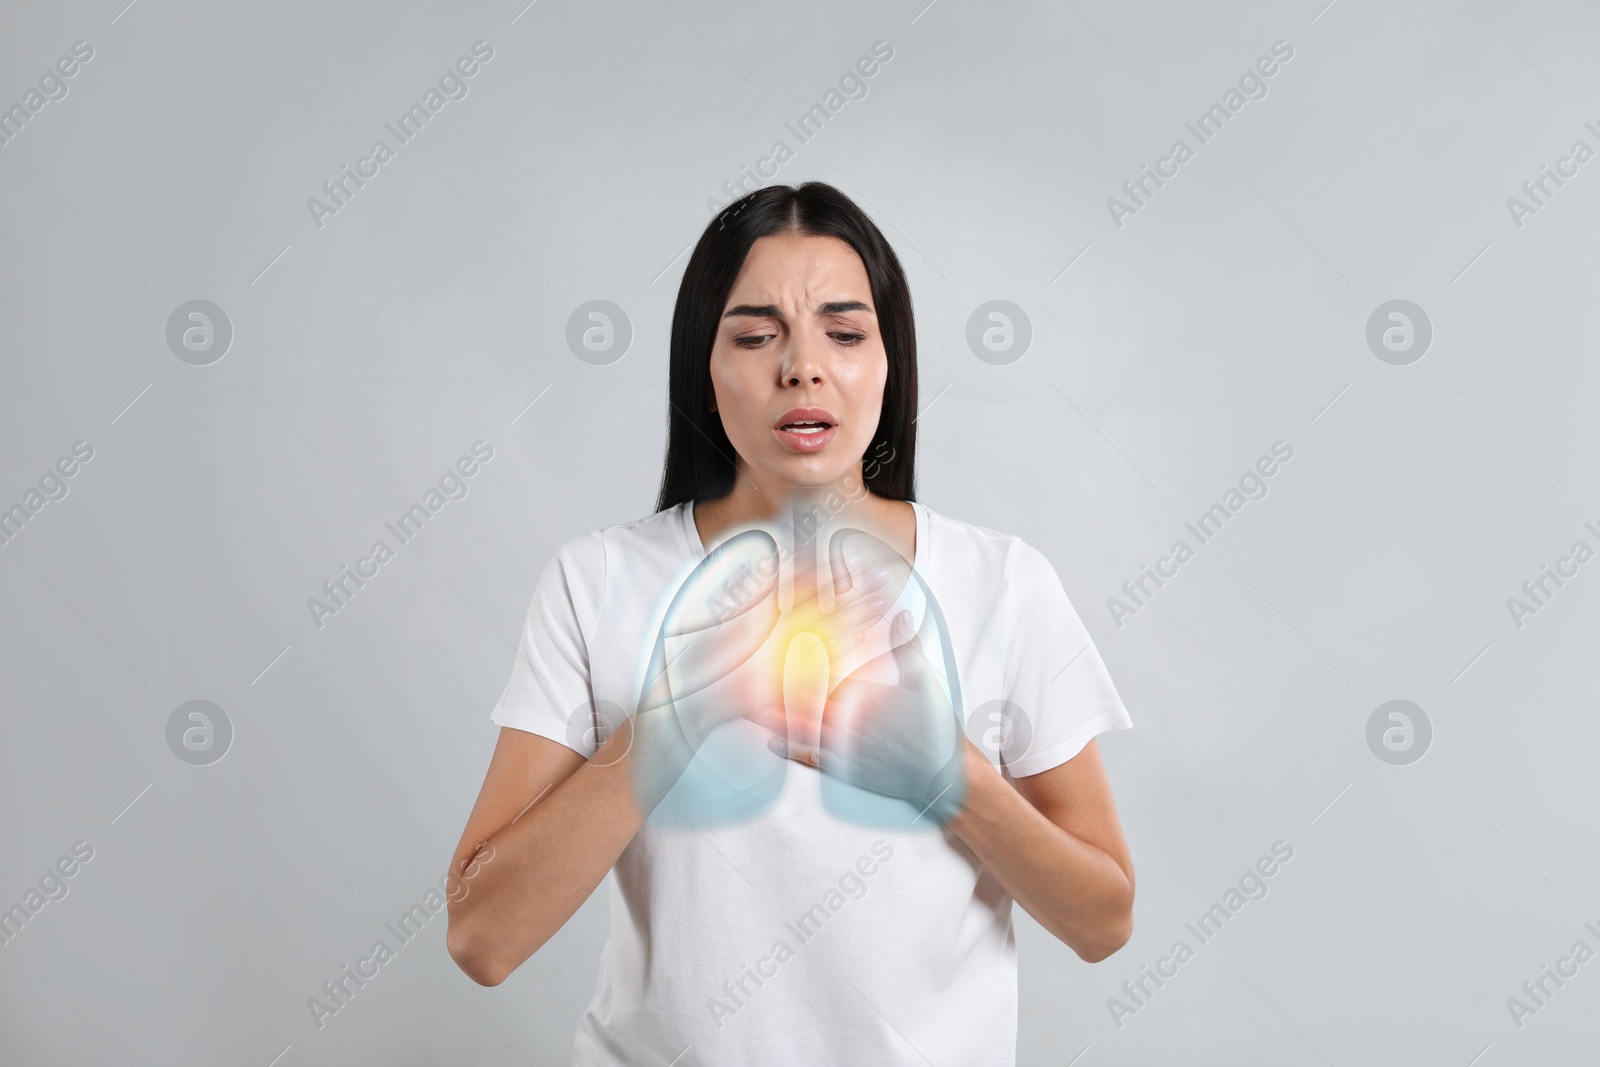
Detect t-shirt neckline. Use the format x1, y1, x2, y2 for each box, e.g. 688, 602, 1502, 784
679, 497, 926, 574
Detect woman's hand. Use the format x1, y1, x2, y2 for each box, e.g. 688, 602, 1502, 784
742, 527, 917, 756
630, 529, 784, 807
629, 525, 902, 820
773, 605, 968, 825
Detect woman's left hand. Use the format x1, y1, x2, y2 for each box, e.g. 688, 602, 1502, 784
770, 607, 968, 823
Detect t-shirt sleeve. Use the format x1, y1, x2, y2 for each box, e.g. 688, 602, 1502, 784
993, 541, 1133, 778
488, 529, 607, 756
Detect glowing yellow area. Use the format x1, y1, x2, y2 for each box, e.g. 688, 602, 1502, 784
781, 630, 829, 753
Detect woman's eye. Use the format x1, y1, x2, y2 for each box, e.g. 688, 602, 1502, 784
733, 330, 864, 348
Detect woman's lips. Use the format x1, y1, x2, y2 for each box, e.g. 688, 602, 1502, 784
774, 423, 838, 452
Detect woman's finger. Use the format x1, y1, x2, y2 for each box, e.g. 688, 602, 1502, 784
766, 735, 820, 767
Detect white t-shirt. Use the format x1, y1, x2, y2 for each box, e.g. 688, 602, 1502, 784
490, 500, 1133, 1067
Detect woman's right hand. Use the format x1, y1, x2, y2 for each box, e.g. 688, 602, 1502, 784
635, 528, 782, 747
629, 528, 786, 814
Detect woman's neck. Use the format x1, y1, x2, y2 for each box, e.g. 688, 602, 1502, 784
690, 472, 914, 567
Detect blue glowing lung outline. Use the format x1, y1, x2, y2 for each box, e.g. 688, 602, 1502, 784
630, 522, 966, 831
817, 538, 967, 831
631, 527, 791, 829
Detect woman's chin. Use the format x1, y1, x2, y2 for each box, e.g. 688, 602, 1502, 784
759, 449, 869, 486
770, 468, 853, 493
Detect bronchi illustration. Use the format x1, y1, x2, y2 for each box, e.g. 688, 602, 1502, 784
630, 504, 967, 831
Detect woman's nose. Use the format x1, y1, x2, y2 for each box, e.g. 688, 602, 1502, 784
782, 334, 826, 385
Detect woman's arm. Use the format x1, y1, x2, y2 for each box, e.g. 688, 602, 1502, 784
945, 737, 1135, 963
447, 527, 805, 985
445, 722, 647, 986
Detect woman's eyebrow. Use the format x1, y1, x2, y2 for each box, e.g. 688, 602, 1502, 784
722, 300, 873, 320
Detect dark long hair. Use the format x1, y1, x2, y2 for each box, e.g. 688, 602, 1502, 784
653, 181, 918, 512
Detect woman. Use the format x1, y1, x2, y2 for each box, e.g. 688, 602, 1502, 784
446, 182, 1136, 1066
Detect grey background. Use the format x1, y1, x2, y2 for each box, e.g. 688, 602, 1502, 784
3, 0, 1598, 1064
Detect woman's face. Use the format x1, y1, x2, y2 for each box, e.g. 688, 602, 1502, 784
709, 232, 887, 492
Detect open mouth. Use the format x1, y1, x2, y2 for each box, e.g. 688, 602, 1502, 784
774, 410, 838, 452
